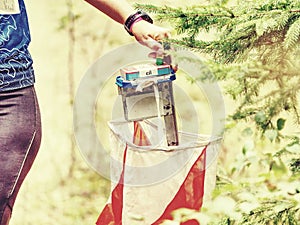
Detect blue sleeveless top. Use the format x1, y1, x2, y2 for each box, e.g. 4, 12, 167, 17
0, 0, 35, 92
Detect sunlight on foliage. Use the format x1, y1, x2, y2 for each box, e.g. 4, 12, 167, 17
137, 0, 300, 224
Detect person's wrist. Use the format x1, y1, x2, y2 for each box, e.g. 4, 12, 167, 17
124, 11, 153, 36
129, 17, 143, 34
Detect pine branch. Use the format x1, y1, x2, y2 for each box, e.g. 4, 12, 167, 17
240, 199, 300, 225
284, 17, 300, 48
137, 0, 300, 151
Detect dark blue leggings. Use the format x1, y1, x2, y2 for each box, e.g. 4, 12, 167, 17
0, 86, 41, 225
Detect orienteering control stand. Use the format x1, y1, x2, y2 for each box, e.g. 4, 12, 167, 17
115, 45, 179, 146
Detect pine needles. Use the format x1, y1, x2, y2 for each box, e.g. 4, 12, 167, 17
136, 0, 300, 131
136, 1, 300, 224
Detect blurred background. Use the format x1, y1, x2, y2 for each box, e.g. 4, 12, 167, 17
11, 0, 208, 224
11, 0, 300, 224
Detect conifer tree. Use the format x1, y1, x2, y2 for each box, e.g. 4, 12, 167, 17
137, 0, 300, 224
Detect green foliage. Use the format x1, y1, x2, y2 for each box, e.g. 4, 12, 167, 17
290, 158, 300, 174
137, 1, 300, 133
137, 0, 300, 224
168, 158, 300, 224
241, 200, 300, 225
137, 0, 300, 62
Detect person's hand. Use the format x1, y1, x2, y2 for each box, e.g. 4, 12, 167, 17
131, 20, 171, 54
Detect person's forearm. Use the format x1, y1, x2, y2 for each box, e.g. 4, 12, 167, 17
84, 0, 171, 51
84, 0, 134, 24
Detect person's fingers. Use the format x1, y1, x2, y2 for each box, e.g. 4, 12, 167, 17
148, 52, 157, 59
142, 31, 171, 52
152, 29, 171, 41
135, 37, 164, 52
131, 21, 171, 51
145, 40, 164, 52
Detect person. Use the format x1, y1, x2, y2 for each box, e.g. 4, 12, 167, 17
0, 0, 170, 224
83, 0, 171, 53
0, 0, 42, 224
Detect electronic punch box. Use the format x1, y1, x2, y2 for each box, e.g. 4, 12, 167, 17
116, 61, 179, 146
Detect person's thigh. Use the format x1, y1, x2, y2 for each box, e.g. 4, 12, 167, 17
0, 86, 41, 223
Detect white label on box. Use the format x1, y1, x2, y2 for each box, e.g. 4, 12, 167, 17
0, 0, 20, 14
136, 64, 158, 77
122, 64, 159, 77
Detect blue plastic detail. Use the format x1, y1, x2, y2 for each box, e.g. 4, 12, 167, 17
126, 73, 139, 80
170, 74, 176, 81
115, 76, 123, 87
116, 72, 176, 89
116, 76, 132, 88
157, 67, 170, 75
